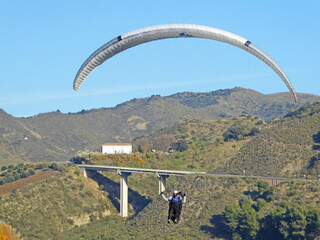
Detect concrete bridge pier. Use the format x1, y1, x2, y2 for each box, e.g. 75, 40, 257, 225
80, 167, 87, 177
117, 170, 131, 217
157, 174, 169, 194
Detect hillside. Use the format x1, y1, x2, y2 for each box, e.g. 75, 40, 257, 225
222, 102, 320, 177
63, 175, 320, 240
0, 88, 319, 166
1, 103, 320, 239
0, 164, 120, 240
2, 163, 320, 240
77, 103, 320, 178
77, 116, 265, 173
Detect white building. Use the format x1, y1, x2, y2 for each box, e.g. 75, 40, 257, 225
101, 143, 132, 154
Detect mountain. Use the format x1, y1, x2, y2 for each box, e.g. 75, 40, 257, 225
1, 103, 320, 239
222, 102, 320, 177
80, 102, 320, 178
2, 162, 320, 239
0, 164, 120, 239
0, 88, 319, 166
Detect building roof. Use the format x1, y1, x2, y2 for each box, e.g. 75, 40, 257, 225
102, 143, 132, 146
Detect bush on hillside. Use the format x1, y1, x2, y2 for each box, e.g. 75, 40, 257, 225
224, 181, 320, 240
0, 163, 38, 186
223, 123, 247, 141
0, 222, 20, 240
171, 140, 188, 152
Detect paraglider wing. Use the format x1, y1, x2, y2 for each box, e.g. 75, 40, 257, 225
73, 24, 297, 102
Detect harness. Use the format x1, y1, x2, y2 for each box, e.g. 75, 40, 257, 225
170, 195, 182, 202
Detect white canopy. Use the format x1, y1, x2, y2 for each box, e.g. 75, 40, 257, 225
74, 24, 297, 102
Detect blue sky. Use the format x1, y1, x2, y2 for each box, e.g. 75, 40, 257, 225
0, 1, 319, 117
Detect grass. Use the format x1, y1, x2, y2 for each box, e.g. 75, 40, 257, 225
62, 176, 320, 240
0, 165, 118, 240
81, 117, 265, 173
1, 103, 320, 239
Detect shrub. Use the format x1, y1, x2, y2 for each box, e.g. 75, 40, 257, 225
256, 120, 263, 125
49, 163, 59, 170
248, 127, 261, 136
223, 123, 247, 141
20, 170, 30, 178
1, 166, 7, 171
28, 169, 36, 175
37, 163, 44, 170
0, 222, 20, 240
0, 178, 7, 185
171, 140, 188, 152
6, 175, 15, 182
13, 173, 20, 181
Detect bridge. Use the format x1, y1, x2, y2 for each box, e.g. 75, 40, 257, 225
77, 164, 319, 217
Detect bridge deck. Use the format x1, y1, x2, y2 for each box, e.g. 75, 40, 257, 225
76, 164, 318, 182
77, 164, 205, 176
76, 164, 319, 218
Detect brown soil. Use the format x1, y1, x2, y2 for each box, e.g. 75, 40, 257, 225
0, 170, 59, 195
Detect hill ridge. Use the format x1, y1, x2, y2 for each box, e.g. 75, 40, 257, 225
0, 88, 319, 166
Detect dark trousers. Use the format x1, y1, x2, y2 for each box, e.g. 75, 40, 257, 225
168, 202, 181, 222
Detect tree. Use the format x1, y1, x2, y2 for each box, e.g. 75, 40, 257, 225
305, 206, 320, 239
71, 156, 86, 164
224, 198, 260, 240
49, 163, 59, 170
134, 137, 150, 153
1, 166, 7, 171
0, 222, 20, 240
20, 170, 30, 178
171, 140, 188, 152
28, 169, 35, 176
36, 163, 44, 170
5, 174, 15, 183
238, 198, 260, 240
223, 123, 247, 141
153, 134, 175, 152
279, 204, 307, 239
224, 203, 241, 232
248, 127, 261, 136
17, 163, 24, 169
0, 178, 7, 185
256, 181, 275, 202
137, 145, 143, 153
263, 203, 307, 240
13, 173, 20, 181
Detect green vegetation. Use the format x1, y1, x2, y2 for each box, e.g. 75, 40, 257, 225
222, 122, 260, 141
61, 177, 320, 240
74, 102, 320, 179
223, 102, 320, 177
1, 88, 319, 166
2, 167, 320, 240
0, 164, 117, 240
1, 102, 320, 239
0, 163, 40, 185
0, 221, 21, 240
224, 180, 320, 240
74, 116, 264, 173
62, 176, 248, 240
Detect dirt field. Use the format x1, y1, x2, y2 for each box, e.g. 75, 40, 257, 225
0, 170, 59, 195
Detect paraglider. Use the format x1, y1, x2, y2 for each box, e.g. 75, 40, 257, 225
161, 190, 186, 224
73, 24, 297, 102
